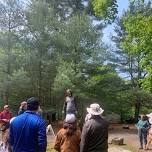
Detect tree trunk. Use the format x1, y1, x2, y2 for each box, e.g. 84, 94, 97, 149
49, 82, 52, 105
134, 97, 141, 123
3, 92, 9, 105
5, 14, 12, 105
38, 59, 42, 103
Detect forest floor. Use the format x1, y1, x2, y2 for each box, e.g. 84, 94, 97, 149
108, 124, 152, 152
47, 123, 152, 152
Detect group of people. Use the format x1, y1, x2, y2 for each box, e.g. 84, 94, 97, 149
0, 89, 109, 152
55, 103, 109, 152
136, 113, 152, 150
0, 97, 46, 152
55, 89, 109, 152
2, 88, 152, 152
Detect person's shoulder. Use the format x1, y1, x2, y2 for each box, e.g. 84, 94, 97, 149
84, 120, 92, 128
10, 117, 16, 123
35, 114, 46, 123
102, 118, 109, 127
102, 117, 109, 123
1, 111, 5, 115
76, 129, 81, 135
16, 112, 27, 119
11, 114, 25, 124
39, 117, 46, 123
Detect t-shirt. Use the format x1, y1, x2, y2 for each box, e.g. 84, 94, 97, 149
137, 120, 150, 130
66, 97, 76, 113
0, 111, 12, 121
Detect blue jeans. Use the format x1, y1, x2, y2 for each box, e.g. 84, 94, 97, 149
138, 128, 148, 148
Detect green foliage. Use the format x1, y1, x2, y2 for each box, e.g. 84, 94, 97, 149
120, 2, 152, 92
112, 0, 152, 119
0, 0, 24, 104
82, 64, 131, 116
1, 0, 151, 119
59, 13, 100, 62
52, 61, 81, 96
91, 0, 118, 23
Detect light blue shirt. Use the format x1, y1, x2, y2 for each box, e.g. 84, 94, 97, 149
136, 120, 150, 130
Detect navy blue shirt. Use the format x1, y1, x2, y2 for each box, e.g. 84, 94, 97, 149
9, 111, 47, 152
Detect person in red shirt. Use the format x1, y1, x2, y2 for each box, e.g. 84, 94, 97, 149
0, 105, 13, 151
0, 105, 13, 122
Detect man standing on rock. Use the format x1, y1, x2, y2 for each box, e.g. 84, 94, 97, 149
62, 89, 78, 118
80, 103, 109, 152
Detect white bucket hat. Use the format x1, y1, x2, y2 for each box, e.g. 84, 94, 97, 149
146, 113, 152, 124
87, 103, 104, 115
147, 113, 152, 118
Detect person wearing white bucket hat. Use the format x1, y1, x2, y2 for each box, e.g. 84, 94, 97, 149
80, 103, 109, 152
87, 103, 104, 115
147, 113, 152, 124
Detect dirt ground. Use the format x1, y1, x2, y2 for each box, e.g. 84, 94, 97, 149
108, 124, 152, 152
48, 123, 152, 152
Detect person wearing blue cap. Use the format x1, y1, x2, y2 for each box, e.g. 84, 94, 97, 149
9, 97, 47, 152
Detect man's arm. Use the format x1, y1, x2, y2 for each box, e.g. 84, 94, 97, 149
62, 100, 67, 114
38, 119, 47, 152
80, 122, 90, 152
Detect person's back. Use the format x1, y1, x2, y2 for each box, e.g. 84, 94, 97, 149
80, 103, 109, 152
54, 114, 81, 152
9, 97, 47, 152
81, 116, 108, 152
